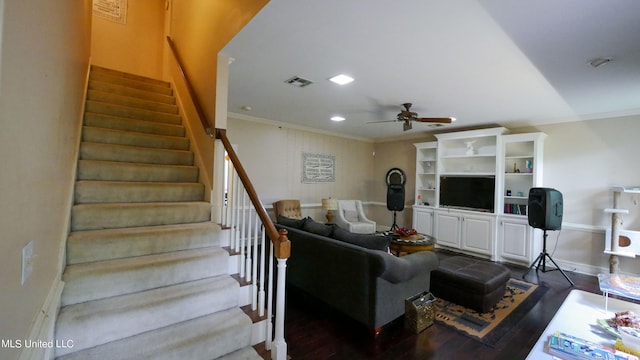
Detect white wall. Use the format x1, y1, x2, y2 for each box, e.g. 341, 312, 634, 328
0, 1, 92, 359
520, 116, 640, 274
227, 115, 375, 220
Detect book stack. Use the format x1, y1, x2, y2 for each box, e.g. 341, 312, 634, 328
547, 332, 638, 360
504, 204, 527, 215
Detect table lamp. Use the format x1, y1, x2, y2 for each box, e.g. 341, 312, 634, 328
322, 198, 338, 223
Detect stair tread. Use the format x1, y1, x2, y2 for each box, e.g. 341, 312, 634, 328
89, 80, 176, 104
87, 89, 179, 114
86, 100, 182, 125
84, 112, 185, 136
82, 126, 189, 150
56, 276, 239, 355
90, 65, 171, 87
61, 247, 228, 306
56, 308, 253, 360
79, 141, 194, 166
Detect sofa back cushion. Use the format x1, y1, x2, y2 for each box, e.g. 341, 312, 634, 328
277, 215, 307, 229
303, 218, 335, 237
332, 227, 390, 251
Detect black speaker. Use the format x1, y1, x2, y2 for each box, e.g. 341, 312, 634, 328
528, 187, 563, 230
387, 184, 405, 211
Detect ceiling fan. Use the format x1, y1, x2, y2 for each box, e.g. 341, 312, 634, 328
370, 103, 455, 131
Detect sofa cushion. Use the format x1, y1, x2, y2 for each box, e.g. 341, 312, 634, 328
277, 215, 307, 229
332, 227, 390, 251
303, 218, 335, 237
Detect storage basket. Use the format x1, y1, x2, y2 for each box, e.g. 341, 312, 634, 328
405, 291, 436, 333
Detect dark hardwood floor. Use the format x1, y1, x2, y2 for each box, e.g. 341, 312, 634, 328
283, 250, 602, 359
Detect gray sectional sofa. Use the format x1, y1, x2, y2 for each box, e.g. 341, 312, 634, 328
276, 217, 439, 331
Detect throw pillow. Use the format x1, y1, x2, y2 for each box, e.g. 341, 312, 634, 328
277, 215, 307, 229
303, 218, 335, 237
332, 227, 390, 252
343, 210, 359, 222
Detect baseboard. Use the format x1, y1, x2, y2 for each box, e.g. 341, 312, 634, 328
18, 280, 64, 360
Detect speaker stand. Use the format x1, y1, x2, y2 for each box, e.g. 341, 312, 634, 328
390, 211, 399, 231
523, 229, 574, 286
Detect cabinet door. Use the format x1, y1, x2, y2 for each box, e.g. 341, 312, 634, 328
499, 218, 530, 262
413, 208, 433, 236
461, 215, 494, 254
434, 212, 460, 248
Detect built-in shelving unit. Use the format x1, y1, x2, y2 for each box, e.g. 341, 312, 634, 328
412, 128, 547, 265
501, 133, 546, 217
414, 142, 437, 207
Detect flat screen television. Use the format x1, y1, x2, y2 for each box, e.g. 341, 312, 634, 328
439, 176, 495, 212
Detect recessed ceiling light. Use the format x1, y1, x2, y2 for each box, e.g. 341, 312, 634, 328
328, 74, 354, 85
330, 116, 346, 122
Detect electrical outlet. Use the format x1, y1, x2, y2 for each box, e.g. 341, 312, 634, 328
21, 241, 34, 285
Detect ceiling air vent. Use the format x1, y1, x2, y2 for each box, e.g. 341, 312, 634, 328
285, 76, 314, 88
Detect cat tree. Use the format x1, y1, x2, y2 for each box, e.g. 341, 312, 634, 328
604, 186, 640, 273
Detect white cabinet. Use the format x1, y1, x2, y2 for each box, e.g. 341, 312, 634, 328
434, 209, 495, 257
461, 213, 495, 255
412, 206, 434, 236
434, 210, 461, 248
497, 216, 541, 265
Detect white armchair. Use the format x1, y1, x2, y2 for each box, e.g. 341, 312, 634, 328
334, 200, 376, 234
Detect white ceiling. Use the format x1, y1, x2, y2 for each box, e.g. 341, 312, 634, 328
221, 0, 640, 141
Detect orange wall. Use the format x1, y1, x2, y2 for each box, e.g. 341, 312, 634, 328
91, 0, 166, 79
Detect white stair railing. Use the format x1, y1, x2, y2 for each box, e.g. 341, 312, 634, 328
221, 151, 289, 360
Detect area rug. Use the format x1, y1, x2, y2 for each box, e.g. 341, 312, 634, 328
434, 278, 547, 347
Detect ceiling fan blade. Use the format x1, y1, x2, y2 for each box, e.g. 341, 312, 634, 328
415, 117, 454, 124
366, 120, 399, 124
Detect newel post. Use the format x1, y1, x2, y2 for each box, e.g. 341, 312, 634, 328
272, 229, 290, 360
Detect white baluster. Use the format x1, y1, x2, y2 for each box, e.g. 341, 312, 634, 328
266, 242, 274, 351
258, 227, 266, 317
239, 188, 246, 278
272, 258, 288, 360
245, 202, 253, 283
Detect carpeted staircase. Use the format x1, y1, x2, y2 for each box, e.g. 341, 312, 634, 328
54, 66, 262, 359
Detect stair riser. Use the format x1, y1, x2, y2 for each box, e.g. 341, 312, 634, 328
82, 126, 190, 151
56, 276, 239, 356
75, 181, 204, 204
61, 248, 228, 306
89, 81, 176, 105
71, 202, 211, 231
89, 72, 172, 96
56, 308, 254, 360
77, 160, 199, 182
80, 142, 194, 166
88, 90, 179, 115
86, 100, 182, 125
67, 223, 220, 264
84, 112, 185, 137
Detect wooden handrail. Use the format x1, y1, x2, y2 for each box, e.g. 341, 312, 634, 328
216, 129, 290, 259
166, 36, 213, 136
166, 36, 289, 259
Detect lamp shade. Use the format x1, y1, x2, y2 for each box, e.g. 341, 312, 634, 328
322, 198, 338, 211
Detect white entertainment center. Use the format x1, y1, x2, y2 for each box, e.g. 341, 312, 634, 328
412, 127, 547, 265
